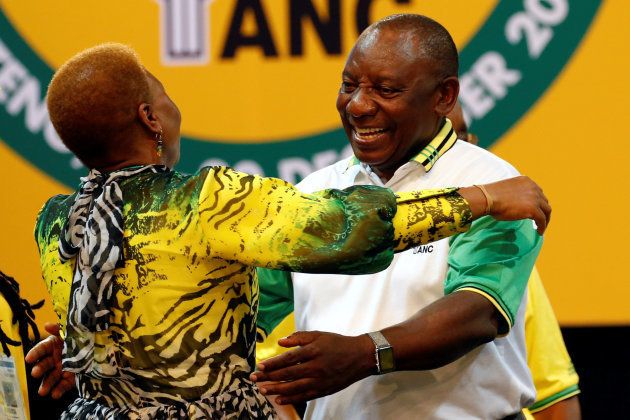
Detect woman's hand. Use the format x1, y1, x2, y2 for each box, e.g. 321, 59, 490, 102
459, 176, 551, 234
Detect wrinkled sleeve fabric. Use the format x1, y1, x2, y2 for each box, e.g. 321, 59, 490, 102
34, 196, 75, 336
392, 189, 472, 251
445, 216, 542, 335
198, 167, 472, 274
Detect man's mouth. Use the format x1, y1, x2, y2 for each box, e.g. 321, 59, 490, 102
353, 127, 388, 141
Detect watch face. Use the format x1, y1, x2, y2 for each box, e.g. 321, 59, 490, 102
379, 347, 396, 373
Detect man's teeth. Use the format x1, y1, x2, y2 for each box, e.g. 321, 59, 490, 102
355, 127, 387, 138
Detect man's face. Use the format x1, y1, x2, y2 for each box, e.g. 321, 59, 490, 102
336, 29, 443, 179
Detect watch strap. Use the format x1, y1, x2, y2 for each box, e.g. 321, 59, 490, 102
367, 331, 396, 374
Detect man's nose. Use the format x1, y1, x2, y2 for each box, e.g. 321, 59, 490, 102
346, 88, 377, 118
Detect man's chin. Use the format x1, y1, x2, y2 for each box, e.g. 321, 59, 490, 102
353, 152, 389, 168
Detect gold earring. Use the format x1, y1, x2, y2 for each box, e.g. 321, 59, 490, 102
156, 129, 164, 157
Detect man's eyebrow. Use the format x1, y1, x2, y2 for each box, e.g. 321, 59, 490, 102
376, 76, 399, 83
341, 70, 355, 79
341, 71, 402, 84
373, 74, 406, 86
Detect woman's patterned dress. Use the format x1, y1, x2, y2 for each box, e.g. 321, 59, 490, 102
34, 166, 471, 419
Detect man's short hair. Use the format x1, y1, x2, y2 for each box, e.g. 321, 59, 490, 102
47, 43, 151, 166
368, 14, 459, 78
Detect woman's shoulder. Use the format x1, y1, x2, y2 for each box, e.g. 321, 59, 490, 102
166, 167, 216, 191
34, 193, 76, 244
146, 167, 218, 208
37, 193, 76, 221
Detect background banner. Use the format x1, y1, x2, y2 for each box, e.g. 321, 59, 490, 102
0, 0, 627, 326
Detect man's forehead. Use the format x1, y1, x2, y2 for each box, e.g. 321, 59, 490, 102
354, 27, 425, 63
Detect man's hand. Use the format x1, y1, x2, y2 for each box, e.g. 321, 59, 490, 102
250, 331, 374, 405
24, 323, 75, 399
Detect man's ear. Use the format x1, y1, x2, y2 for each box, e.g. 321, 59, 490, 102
138, 103, 161, 135
435, 77, 459, 117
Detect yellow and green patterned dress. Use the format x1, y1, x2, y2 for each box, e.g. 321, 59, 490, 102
35, 165, 471, 419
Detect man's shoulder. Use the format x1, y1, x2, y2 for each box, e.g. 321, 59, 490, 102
443, 140, 518, 172
296, 156, 353, 192
433, 140, 519, 183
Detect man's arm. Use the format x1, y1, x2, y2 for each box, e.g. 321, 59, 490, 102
200, 167, 549, 275
251, 217, 541, 404
249, 291, 501, 404
530, 396, 581, 420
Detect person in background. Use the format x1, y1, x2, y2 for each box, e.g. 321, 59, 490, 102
448, 101, 581, 420
0, 271, 42, 419
27, 42, 549, 418
253, 14, 545, 419
522, 268, 581, 420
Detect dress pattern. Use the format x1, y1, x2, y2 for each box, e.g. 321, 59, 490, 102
35, 166, 471, 418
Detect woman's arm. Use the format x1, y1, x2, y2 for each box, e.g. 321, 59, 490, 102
199, 167, 549, 274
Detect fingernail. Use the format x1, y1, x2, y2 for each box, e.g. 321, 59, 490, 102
259, 387, 267, 395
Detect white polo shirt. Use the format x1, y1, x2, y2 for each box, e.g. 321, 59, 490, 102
290, 126, 536, 419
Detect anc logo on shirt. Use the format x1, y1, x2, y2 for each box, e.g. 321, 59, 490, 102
0, 1, 601, 188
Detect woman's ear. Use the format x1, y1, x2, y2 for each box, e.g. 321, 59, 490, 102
138, 102, 161, 134
434, 77, 460, 117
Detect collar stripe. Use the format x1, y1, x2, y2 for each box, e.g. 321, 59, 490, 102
414, 124, 457, 172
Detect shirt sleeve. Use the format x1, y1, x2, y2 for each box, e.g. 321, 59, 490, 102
34, 196, 74, 337
444, 216, 542, 334
392, 188, 472, 251
199, 167, 472, 274
256, 268, 294, 340
525, 267, 580, 413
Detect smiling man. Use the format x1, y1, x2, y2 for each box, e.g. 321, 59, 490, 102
253, 14, 542, 419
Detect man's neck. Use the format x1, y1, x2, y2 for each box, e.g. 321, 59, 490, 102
370, 166, 397, 183
365, 118, 450, 182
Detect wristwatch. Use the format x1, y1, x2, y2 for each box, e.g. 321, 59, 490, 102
367, 331, 396, 374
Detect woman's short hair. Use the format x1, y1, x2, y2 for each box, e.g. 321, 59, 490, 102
47, 43, 151, 166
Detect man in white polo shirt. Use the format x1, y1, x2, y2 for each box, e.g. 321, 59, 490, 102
253, 14, 541, 419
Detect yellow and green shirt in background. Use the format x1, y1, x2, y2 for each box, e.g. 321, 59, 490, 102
0, 295, 30, 419
523, 267, 580, 417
